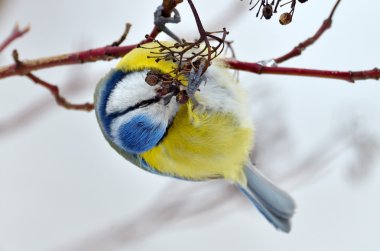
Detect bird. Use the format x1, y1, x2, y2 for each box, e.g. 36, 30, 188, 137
94, 41, 296, 232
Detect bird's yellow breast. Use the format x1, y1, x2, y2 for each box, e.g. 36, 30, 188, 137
141, 104, 253, 183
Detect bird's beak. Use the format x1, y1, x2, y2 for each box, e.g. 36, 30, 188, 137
162, 93, 175, 105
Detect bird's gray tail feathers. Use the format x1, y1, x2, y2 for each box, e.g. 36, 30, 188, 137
238, 163, 296, 233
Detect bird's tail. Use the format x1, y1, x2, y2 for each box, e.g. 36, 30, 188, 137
238, 163, 296, 233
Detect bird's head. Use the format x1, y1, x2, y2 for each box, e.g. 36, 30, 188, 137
94, 42, 182, 154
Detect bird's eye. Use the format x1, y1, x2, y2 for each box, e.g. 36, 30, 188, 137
132, 96, 161, 110
106, 96, 161, 118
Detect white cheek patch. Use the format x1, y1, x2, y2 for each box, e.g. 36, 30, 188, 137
166, 96, 179, 124
106, 70, 157, 115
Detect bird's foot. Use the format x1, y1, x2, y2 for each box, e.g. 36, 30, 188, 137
154, 5, 181, 43
187, 61, 207, 108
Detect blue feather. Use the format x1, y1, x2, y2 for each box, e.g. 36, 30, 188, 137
239, 164, 296, 233
118, 115, 166, 154
96, 69, 128, 135
95, 69, 168, 174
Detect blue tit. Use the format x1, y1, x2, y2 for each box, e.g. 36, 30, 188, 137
94, 42, 296, 232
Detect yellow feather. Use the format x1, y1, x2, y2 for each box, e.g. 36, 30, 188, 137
141, 105, 253, 184
116, 42, 187, 85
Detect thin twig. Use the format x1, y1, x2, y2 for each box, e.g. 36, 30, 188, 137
0, 71, 94, 136
226, 59, 380, 83
0, 0, 187, 79
13, 49, 94, 111
26, 73, 94, 111
0, 44, 137, 78
274, 0, 341, 64
110, 23, 132, 47
137, 0, 229, 103
145, 0, 228, 73
0, 24, 30, 53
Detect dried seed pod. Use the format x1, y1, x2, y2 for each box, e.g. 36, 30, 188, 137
157, 87, 171, 96
160, 73, 173, 81
279, 12, 292, 25
145, 74, 159, 86
262, 4, 273, 20
176, 90, 189, 104
182, 61, 193, 72
161, 81, 172, 89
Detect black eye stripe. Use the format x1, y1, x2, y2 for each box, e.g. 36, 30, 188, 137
131, 96, 161, 110
107, 96, 161, 119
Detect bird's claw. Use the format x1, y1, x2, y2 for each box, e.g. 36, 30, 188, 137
187, 62, 207, 107
154, 5, 181, 43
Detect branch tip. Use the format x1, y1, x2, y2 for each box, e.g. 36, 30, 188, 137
110, 23, 132, 47
274, 0, 342, 64
26, 73, 94, 112
226, 59, 380, 83
0, 24, 30, 53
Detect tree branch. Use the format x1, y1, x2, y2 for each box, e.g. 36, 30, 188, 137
0, 24, 30, 53
25, 73, 94, 111
12, 49, 94, 111
0, 44, 136, 79
110, 23, 132, 47
274, 0, 341, 64
1, 43, 379, 84
226, 59, 380, 83
0, 0, 186, 79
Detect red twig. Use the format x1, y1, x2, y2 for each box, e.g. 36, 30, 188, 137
0, 24, 30, 53
110, 23, 132, 47
274, 0, 341, 64
142, 27, 161, 44
0, 72, 94, 135
0, 0, 185, 112
26, 73, 94, 111
0, 0, 184, 79
12, 49, 94, 111
1, 45, 379, 83
226, 59, 380, 83
0, 44, 137, 79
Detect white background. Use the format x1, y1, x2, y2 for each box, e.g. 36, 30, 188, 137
0, 0, 379, 250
